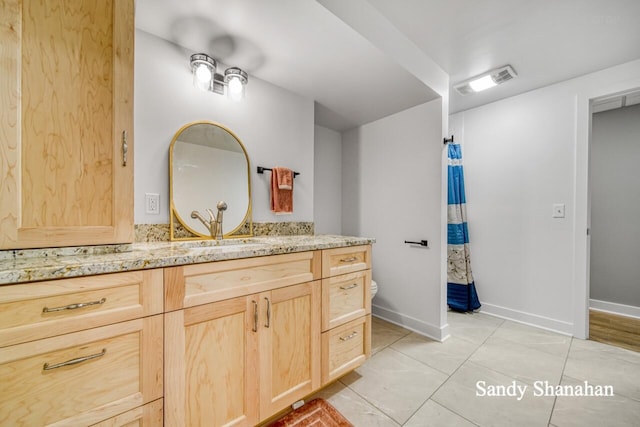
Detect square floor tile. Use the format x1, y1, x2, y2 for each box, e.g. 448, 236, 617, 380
469, 336, 566, 386
404, 400, 476, 427
372, 316, 410, 333
341, 348, 448, 425
564, 338, 640, 401
432, 361, 554, 427
447, 311, 504, 344
492, 320, 572, 358
311, 381, 400, 426
391, 332, 480, 375
550, 375, 640, 427
371, 317, 411, 354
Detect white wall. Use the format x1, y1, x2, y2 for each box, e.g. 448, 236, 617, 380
590, 104, 640, 308
314, 125, 342, 234
450, 59, 640, 335
134, 30, 314, 224
342, 100, 445, 339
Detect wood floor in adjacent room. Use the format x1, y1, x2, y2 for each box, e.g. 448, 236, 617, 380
589, 309, 640, 353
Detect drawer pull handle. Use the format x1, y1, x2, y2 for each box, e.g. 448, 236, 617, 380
42, 297, 107, 313
339, 256, 358, 263
252, 300, 258, 332
264, 297, 271, 328
43, 348, 106, 371
340, 283, 358, 290
339, 331, 358, 341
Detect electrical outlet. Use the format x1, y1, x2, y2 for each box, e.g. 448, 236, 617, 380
145, 193, 160, 215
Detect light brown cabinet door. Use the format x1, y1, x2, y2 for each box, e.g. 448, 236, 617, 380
259, 281, 321, 421
0, 0, 134, 249
164, 297, 260, 427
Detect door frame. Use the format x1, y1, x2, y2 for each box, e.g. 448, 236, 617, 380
573, 82, 640, 339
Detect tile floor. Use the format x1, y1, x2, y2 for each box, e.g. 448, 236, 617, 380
312, 312, 640, 426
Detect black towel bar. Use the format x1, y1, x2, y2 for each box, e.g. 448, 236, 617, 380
404, 240, 429, 247
257, 166, 300, 177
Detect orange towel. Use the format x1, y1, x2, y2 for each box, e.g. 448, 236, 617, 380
271, 167, 293, 214
277, 167, 293, 190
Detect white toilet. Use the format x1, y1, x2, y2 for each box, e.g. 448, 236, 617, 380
371, 279, 378, 299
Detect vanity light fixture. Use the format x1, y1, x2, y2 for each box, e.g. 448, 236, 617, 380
190, 53, 248, 99
224, 67, 248, 100
454, 65, 517, 95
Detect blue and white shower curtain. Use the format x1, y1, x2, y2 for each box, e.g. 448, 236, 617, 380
447, 143, 481, 312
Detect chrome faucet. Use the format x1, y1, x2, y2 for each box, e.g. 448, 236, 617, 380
191, 201, 227, 239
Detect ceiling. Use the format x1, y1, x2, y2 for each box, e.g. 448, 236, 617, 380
136, 0, 640, 131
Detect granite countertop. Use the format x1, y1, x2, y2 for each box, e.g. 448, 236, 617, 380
0, 235, 375, 285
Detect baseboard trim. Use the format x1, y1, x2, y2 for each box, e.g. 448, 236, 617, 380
480, 303, 573, 336
590, 299, 640, 319
372, 304, 449, 342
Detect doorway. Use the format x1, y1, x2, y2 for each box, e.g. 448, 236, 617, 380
588, 93, 640, 352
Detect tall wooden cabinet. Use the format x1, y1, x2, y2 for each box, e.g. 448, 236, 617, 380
0, 0, 135, 249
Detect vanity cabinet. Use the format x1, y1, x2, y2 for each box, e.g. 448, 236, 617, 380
0, 0, 135, 249
0, 271, 164, 426
163, 253, 321, 426
0, 242, 372, 426
320, 245, 372, 385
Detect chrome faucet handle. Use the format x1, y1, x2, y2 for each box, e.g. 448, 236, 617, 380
214, 201, 227, 240
206, 208, 216, 223
191, 210, 215, 238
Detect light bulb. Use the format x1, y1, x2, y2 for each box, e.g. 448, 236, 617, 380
227, 76, 243, 95
469, 75, 497, 92
195, 64, 212, 84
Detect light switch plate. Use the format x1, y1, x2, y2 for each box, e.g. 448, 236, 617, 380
552, 203, 565, 218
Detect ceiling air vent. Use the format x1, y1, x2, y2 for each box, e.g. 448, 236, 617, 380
454, 65, 517, 96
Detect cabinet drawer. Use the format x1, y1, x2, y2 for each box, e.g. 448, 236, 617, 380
165, 251, 321, 310
321, 271, 371, 331
0, 316, 163, 427
321, 315, 370, 385
321, 245, 370, 278
0, 270, 163, 348
90, 399, 163, 427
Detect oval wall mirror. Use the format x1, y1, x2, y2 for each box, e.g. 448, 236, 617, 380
169, 121, 252, 239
